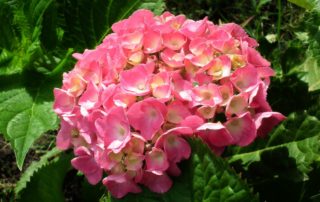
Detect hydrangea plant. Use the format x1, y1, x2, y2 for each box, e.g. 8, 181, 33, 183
53, 9, 285, 198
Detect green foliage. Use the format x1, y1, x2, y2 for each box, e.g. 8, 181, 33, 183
288, 0, 320, 10
226, 113, 320, 202
15, 147, 61, 195
0, 73, 59, 170
16, 151, 72, 202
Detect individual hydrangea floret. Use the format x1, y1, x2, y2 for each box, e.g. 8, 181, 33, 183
53, 9, 285, 198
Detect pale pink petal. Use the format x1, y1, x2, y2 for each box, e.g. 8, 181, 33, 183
191, 83, 222, 107
120, 64, 152, 96
180, 18, 208, 39
225, 94, 248, 117
160, 48, 185, 68
78, 81, 100, 112
196, 106, 216, 119
95, 107, 131, 153
53, 88, 75, 114
163, 31, 187, 50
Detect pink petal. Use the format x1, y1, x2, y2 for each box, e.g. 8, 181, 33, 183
163, 135, 191, 162
78, 81, 100, 112
196, 106, 216, 119
180, 18, 208, 39
125, 153, 145, 171
53, 88, 75, 114
127, 98, 166, 140
95, 107, 131, 153
141, 171, 172, 193
166, 100, 191, 124
56, 120, 73, 150
120, 64, 152, 96
191, 83, 222, 107
197, 122, 234, 147
230, 65, 259, 92
247, 47, 270, 67
254, 112, 286, 137
103, 174, 141, 198
249, 83, 272, 113
145, 147, 169, 173
225, 94, 248, 117
225, 112, 257, 146
143, 29, 162, 53
180, 115, 204, 131
163, 31, 187, 50
160, 48, 185, 68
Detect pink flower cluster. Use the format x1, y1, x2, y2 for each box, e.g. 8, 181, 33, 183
53, 9, 285, 198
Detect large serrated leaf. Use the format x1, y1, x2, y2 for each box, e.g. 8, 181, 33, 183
0, 71, 59, 170
16, 152, 72, 202
15, 147, 61, 194
101, 138, 257, 202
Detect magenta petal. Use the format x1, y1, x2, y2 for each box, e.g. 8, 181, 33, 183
225, 112, 257, 146
141, 171, 172, 193
103, 174, 141, 198
163, 135, 191, 162
255, 112, 286, 137
197, 122, 234, 147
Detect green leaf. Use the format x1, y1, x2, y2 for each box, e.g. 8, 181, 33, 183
15, 147, 61, 195
102, 138, 257, 202
17, 152, 72, 202
287, 0, 320, 10
297, 56, 320, 92
227, 113, 320, 201
0, 71, 59, 170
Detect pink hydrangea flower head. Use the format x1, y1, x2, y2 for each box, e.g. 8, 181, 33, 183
53, 9, 285, 198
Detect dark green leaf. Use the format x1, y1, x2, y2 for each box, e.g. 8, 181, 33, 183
17, 152, 72, 202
